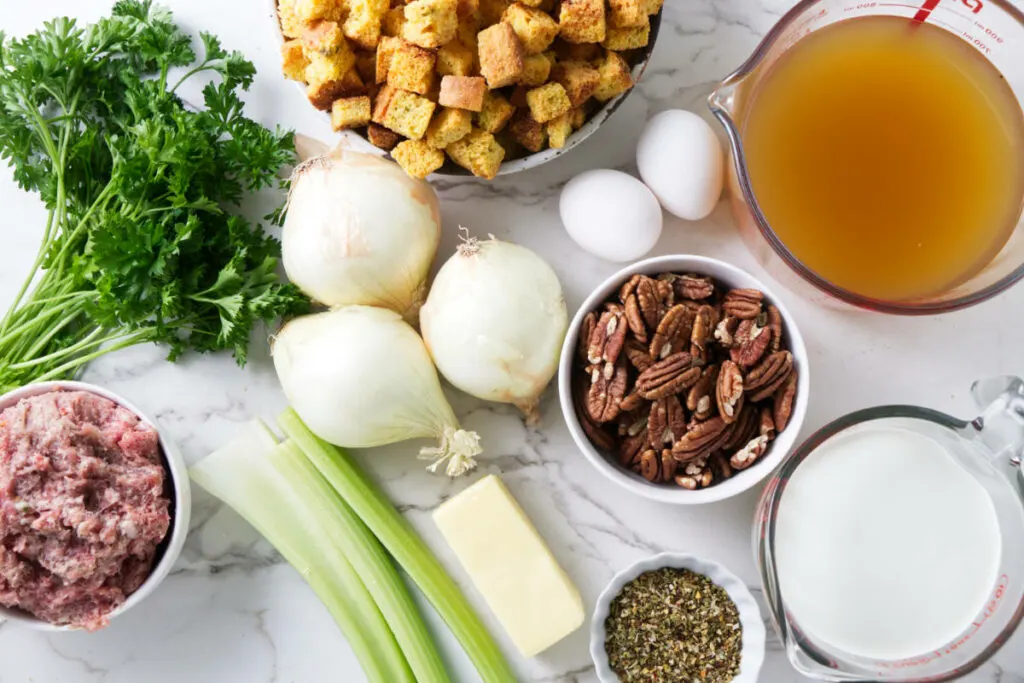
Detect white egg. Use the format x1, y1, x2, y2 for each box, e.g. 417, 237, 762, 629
636, 109, 724, 221
559, 169, 663, 263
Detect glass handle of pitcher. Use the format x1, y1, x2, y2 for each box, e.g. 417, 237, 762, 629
970, 376, 1024, 470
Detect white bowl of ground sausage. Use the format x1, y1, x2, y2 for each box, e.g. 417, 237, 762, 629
0, 381, 190, 631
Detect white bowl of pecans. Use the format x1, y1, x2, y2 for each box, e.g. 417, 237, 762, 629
270, 0, 663, 179
558, 255, 810, 504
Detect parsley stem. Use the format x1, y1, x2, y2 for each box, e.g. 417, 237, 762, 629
9, 326, 107, 370
32, 330, 155, 384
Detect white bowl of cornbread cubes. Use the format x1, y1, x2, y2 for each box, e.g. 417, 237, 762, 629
275, 0, 663, 178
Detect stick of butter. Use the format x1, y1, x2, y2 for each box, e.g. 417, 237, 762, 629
432, 474, 585, 657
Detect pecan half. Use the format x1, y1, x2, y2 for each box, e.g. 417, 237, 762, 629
716, 360, 744, 423
746, 351, 794, 402
767, 305, 784, 353
759, 405, 776, 440
723, 288, 763, 319
578, 311, 596, 364
636, 353, 701, 400
672, 416, 730, 462
722, 404, 758, 452
731, 435, 769, 470
623, 293, 647, 343
637, 276, 661, 331
675, 457, 713, 489
712, 452, 733, 480
714, 316, 740, 348
690, 304, 717, 364
676, 274, 715, 300
620, 390, 644, 413
648, 395, 687, 448
624, 338, 654, 372
649, 304, 695, 360
686, 365, 719, 421
655, 278, 675, 312
730, 319, 772, 368
773, 370, 798, 431
587, 360, 628, 422
618, 274, 642, 302
618, 428, 649, 466
639, 449, 661, 482
575, 382, 618, 451
587, 310, 627, 366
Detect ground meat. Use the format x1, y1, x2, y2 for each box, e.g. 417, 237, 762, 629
0, 391, 170, 630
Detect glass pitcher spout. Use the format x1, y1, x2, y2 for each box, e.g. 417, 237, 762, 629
970, 376, 1024, 475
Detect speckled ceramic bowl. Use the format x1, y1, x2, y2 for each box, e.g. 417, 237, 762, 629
0, 381, 190, 632
558, 255, 810, 505
591, 552, 766, 683
266, 1, 662, 176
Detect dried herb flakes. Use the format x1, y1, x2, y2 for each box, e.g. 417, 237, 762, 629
604, 567, 742, 682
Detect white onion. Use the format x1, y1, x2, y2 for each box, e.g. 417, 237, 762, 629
272, 306, 481, 477
420, 236, 568, 421
282, 149, 441, 322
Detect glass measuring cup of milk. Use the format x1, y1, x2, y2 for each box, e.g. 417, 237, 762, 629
708, 0, 1024, 314
756, 377, 1024, 681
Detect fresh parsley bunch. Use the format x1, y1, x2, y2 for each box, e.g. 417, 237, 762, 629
0, 1, 308, 391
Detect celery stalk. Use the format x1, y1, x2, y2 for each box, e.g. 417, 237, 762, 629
189, 423, 408, 683
270, 442, 448, 683
278, 409, 518, 683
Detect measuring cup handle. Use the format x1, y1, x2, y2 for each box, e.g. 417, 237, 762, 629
970, 376, 1024, 470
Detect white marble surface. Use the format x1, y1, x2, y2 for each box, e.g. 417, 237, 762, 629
2, 1, 1024, 682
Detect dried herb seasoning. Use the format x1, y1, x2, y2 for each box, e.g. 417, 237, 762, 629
604, 567, 742, 682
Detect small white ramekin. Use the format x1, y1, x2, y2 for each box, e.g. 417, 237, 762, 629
0, 380, 190, 631
558, 254, 810, 505
591, 552, 766, 683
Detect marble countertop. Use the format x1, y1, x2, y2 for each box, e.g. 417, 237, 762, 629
2, 1, 1024, 681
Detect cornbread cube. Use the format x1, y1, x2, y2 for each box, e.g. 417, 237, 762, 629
519, 52, 552, 86
439, 75, 488, 111
281, 39, 310, 82
305, 50, 358, 108
368, 122, 403, 150
480, 0, 513, 25
437, 41, 476, 76
354, 50, 378, 83
603, 21, 650, 50
457, 0, 480, 20
446, 128, 506, 178
509, 111, 546, 152
593, 50, 634, 101
501, 3, 559, 54
302, 20, 346, 55
278, 0, 305, 38
645, 0, 664, 15
559, 0, 606, 44
608, 0, 647, 28
551, 59, 600, 106
382, 88, 438, 138
570, 106, 588, 129
426, 107, 473, 148
344, 0, 387, 49
339, 67, 367, 94
375, 35, 403, 83
476, 92, 516, 133
384, 7, 408, 36
403, 0, 459, 48
546, 112, 573, 148
388, 40, 436, 94
295, 0, 344, 22
478, 23, 525, 88
372, 83, 400, 122
331, 95, 372, 129
509, 84, 529, 107
458, 16, 481, 48
552, 39, 603, 62
392, 139, 446, 178
525, 82, 571, 123
517, 0, 545, 6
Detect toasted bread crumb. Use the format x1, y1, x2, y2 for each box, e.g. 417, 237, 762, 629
403, 0, 459, 48
331, 95, 373, 129
519, 52, 553, 86
476, 92, 516, 133
546, 112, 573, 148
393, 139, 446, 178
381, 88, 437, 138
388, 40, 437, 94
608, 0, 647, 28
593, 50, 634, 102
426, 106, 474, 148
552, 59, 600, 106
477, 23, 526, 88
525, 82, 572, 123
509, 111, 546, 152
446, 127, 506, 178
384, 7, 408, 36
437, 41, 477, 76
501, 3, 559, 55
439, 75, 488, 111
368, 122, 403, 150
281, 39, 310, 82
602, 21, 650, 51
559, 0, 606, 44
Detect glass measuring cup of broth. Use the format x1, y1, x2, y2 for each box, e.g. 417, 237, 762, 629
756, 376, 1024, 681
709, 0, 1024, 313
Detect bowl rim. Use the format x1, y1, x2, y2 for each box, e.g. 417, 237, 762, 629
265, 0, 662, 177
590, 551, 767, 683
557, 254, 810, 505
0, 380, 191, 632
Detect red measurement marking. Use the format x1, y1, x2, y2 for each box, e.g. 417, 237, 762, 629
913, 0, 941, 23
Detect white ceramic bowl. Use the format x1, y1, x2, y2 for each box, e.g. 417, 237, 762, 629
265, 1, 662, 176
558, 255, 810, 505
0, 381, 191, 631
591, 552, 766, 683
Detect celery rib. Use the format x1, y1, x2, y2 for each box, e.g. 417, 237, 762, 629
278, 409, 518, 683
